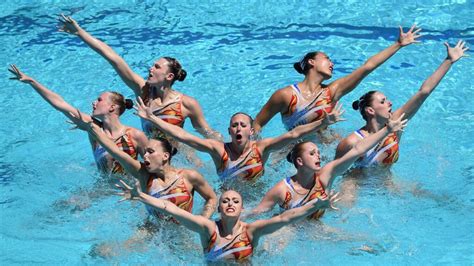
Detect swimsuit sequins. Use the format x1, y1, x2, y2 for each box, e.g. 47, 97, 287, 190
353, 130, 399, 168
93, 128, 137, 175
279, 175, 327, 219
217, 142, 264, 181
205, 223, 253, 262
282, 83, 333, 131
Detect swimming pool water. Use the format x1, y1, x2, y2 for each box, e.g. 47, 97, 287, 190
1, 0, 473, 265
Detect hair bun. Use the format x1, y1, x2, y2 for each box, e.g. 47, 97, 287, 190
293, 62, 304, 74
286, 150, 293, 163
125, 99, 134, 109
177, 69, 187, 82
352, 100, 360, 110
171, 147, 178, 156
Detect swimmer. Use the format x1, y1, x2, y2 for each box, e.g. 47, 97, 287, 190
252, 113, 407, 219
253, 24, 421, 137
115, 180, 339, 262
335, 40, 469, 169
136, 97, 345, 182
70, 114, 217, 218
8, 65, 147, 176
58, 15, 221, 142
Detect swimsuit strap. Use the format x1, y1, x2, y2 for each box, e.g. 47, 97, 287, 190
354, 130, 365, 139
292, 83, 302, 93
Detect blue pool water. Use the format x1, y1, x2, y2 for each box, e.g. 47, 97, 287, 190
1, 0, 473, 264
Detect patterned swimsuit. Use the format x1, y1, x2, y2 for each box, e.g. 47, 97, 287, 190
205, 223, 253, 262
282, 83, 333, 130
141, 93, 185, 139
93, 128, 137, 175
146, 170, 194, 216
279, 175, 328, 219
217, 142, 264, 181
353, 130, 399, 168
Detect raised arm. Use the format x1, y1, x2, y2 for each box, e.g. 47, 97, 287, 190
258, 102, 344, 157
135, 97, 221, 155
321, 114, 407, 189
8, 64, 92, 122
59, 14, 145, 96
253, 89, 290, 134
117, 178, 214, 236
183, 95, 222, 140
185, 170, 218, 218
330, 24, 422, 101
247, 194, 335, 243
393, 40, 468, 120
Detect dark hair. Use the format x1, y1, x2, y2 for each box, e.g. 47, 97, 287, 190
286, 141, 312, 168
352, 91, 377, 121
230, 112, 254, 125
157, 137, 178, 158
109, 91, 133, 115
163, 56, 187, 85
293, 51, 319, 75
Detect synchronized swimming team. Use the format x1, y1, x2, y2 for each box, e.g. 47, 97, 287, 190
8, 14, 469, 262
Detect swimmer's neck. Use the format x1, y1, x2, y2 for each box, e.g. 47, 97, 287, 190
99, 115, 125, 137
300, 72, 326, 92
294, 168, 316, 189
229, 140, 252, 157
151, 164, 174, 179
364, 118, 387, 134
150, 84, 174, 101
218, 218, 242, 238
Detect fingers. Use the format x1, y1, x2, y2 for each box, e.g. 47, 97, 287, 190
413, 27, 422, 34
137, 96, 145, 106
118, 179, 132, 190
398, 25, 403, 35
118, 197, 129, 203
456, 39, 462, 47
408, 23, 416, 33
398, 113, 405, 121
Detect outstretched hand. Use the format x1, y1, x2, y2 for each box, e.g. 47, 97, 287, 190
323, 102, 346, 126
386, 113, 408, 133
115, 178, 141, 202
8, 64, 33, 83
445, 40, 469, 63
307, 191, 341, 211
398, 24, 422, 46
58, 14, 81, 35
134, 96, 154, 120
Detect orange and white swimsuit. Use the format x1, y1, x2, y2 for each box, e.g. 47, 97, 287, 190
217, 143, 264, 181
279, 175, 327, 219
141, 93, 185, 139
282, 83, 333, 130
92, 128, 137, 175
146, 170, 194, 216
205, 223, 253, 262
353, 130, 399, 168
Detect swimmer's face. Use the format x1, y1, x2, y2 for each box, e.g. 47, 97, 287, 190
92, 92, 114, 117
143, 140, 170, 172
147, 58, 174, 85
296, 142, 321, 171
219, 190, 243, 218
311, 52, 333, 79
228, 114, 254, 145
365, 92, 392, 121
